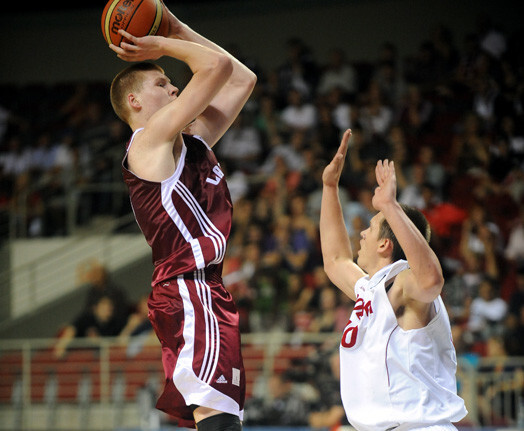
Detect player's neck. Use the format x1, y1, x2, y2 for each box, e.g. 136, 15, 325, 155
129, 117, 142, 132
366, 257, 393, 279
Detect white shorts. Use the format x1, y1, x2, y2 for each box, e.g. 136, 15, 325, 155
396, 423, 458, 431
340, 425, 457, 431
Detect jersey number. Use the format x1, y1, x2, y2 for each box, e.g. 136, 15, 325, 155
341, 322, 358, 348
206, 165, 224, 185
341, 298, 373, 349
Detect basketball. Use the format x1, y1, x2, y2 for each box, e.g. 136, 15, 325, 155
101, 0, 169, 46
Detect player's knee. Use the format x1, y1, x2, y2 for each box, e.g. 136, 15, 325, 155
196, 412, 241, 431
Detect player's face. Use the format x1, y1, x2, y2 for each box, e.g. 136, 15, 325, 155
356, 213, 382, 271
138, 71, 179, 114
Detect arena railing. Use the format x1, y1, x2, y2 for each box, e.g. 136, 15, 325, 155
0, 333, 523, 430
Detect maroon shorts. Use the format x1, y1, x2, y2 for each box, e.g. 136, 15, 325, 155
147, 269, 245, 428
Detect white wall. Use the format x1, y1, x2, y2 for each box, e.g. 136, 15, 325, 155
10, 235, 150, 318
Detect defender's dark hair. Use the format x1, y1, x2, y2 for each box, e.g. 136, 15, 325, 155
378, 204, 431, 262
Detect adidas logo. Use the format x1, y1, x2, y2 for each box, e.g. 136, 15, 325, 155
216, 375, 227, 384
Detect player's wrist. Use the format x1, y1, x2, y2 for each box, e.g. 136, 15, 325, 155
166, 14, 186, 38
376, 200, 401, 216
169, 21, 193, 40
322, 183, 340, 194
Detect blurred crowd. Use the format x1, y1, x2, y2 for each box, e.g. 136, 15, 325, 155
1, 12, 523, 373
217, 16, 524, 364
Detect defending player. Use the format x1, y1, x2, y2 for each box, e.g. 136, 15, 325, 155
107, 6, 256, 430
320, 130, 467, 430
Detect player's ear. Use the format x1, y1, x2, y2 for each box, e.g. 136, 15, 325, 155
128, 93, 141, 110
377, 238, 393, 257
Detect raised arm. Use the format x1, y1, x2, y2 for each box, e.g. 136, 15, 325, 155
111, 30, 233, 142
320, 130, 366, 300
372, 160, 443, 303
163, 8, 257, 146
110, 30, 233, 180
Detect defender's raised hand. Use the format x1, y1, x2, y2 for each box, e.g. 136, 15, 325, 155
322, 129, 352, 188
372, 159, 397, 212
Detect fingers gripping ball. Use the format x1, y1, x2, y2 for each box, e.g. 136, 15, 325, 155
101, 0, 169, 46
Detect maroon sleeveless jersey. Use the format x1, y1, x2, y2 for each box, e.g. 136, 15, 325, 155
122, 132, 232, 284
122, 132, 245, 427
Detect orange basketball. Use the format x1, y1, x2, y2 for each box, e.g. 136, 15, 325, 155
101, 0, 169, 46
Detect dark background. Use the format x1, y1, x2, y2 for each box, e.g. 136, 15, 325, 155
8, 0, 228, 13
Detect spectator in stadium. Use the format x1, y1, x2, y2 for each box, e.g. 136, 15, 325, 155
258, 130, 307, 176
77, 259, 130, 331
449, 111, 490, 175
357, 80, 393, 141
53, 295, 123, 359
254, 93, 284, 147
216, 110, 263, 174
396, 83, 434, 139
117, 295, 156, 357
280, 87, 318, 134
466, 277, 508, 342
276, 37, 319, 100
317, 48, 357, 99
244, 371, 311, 427
308, 347, 349, 429
309, 285, 339, 333
459, 202, 502, 280
505, 208, 524, 265
477, 335, 523, 426
398, 163, 427, 210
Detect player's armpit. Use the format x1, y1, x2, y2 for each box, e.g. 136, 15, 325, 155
398, 268, 442, 304
324, 258, 364, 301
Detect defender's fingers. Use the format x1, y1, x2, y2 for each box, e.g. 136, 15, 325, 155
375, 161, 382, 185
337, 129, 352, 158
341, 128, 352, 143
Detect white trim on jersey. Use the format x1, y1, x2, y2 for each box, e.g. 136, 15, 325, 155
190, 238, 205, 269
127, 132, 226, 270
157, 142, 226, 269
175, 275, 197, 373
174, 180, 227, 265
194, 269, 220, 384
192, 134, 212, 151
155, 137, 226, 269
173, 274, 241, 419
160, 168, 207, 269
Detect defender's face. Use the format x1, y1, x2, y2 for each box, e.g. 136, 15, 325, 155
356, 213, 383, 271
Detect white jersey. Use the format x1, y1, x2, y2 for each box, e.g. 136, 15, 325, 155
339, 260, 467, 431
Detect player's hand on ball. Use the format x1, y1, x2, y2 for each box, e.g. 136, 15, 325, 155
109, 29, 164, 61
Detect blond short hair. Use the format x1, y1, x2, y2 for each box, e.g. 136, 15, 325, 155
110, 62, 165, 123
